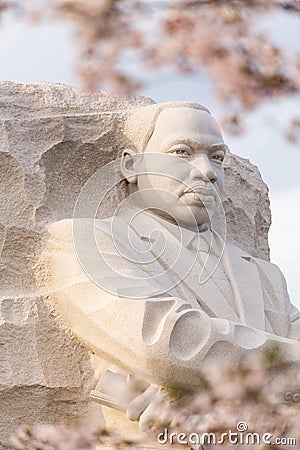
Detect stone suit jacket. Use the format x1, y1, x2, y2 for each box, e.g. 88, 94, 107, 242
40, 212, 300, 391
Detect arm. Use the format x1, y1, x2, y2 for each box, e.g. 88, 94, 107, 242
253, 256, 300, 340
278, 262, 300, 340
39, 219, 300, 389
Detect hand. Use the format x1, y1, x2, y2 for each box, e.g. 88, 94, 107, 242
126, 384, 169, 432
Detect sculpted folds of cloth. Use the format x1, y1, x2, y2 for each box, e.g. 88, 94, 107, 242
39, 102, 300, 448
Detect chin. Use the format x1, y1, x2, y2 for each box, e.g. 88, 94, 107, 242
188, 205, 213, 224
174, 207, 211, 230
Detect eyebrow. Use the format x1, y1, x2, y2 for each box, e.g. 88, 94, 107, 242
209, 143, 229, 152
161, 136, 229, 153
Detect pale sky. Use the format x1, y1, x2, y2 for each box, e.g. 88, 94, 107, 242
0, 11, 299, 308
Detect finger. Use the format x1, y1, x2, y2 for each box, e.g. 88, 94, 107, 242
138, 391, 166, 433
126, 384, 160, 422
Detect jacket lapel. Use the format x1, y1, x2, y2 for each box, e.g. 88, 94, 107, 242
131, 213, 240, 321
225, 244, 265, 331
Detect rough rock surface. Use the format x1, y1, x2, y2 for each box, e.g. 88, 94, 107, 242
0, 81, 271, 448
223, 153, 271, 260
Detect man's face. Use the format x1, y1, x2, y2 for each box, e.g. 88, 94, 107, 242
124, 107, 227, 229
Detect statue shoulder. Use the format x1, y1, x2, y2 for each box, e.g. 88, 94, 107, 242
47, 218, 73, 243
47, 217, 113, 245
226, 241, 281, 273
226, 240, 292, 307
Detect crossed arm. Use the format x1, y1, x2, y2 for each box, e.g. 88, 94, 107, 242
40, 219, 300, 391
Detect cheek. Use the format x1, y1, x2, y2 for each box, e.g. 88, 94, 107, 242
137, 174, 160, 191
137, 173, 179, 192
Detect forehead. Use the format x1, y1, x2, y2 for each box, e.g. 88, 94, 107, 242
145, 107, 224, 151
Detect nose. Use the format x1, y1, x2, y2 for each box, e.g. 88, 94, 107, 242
190, 155, 218, 183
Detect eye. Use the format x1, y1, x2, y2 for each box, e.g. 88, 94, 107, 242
167, 145, 191, 157
210, 152, 224, 163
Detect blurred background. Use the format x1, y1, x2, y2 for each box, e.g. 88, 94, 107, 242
0, 1, 299, 307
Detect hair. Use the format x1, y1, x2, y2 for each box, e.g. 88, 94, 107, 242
122, 101, 211, 154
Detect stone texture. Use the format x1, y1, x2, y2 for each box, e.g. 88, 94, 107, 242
223, 153, 271, 260
0, 81, 271, 448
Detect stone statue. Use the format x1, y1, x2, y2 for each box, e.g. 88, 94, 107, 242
39, 101, 300, 447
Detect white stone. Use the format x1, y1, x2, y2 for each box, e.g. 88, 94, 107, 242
0, 82, 292, 448
41, 103, 299, 447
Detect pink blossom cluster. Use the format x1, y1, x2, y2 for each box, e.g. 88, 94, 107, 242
142, 345, 300, 449
11, 422, 139, 450
0, 0, 299, 137
11, 344, 300, 450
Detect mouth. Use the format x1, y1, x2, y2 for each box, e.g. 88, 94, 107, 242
183, 184, 215, 196
180, 184, 216, 206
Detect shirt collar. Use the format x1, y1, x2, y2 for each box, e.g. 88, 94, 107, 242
119, 205, 223, 256
139, 209, 211, 251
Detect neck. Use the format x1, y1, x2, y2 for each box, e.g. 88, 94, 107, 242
144, 208, 210, 233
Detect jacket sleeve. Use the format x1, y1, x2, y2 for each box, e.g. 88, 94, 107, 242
250, 256, 300, 341
38, 219, 300, 389
282, 273, 300, 340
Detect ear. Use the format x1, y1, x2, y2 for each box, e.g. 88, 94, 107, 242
120, 149, 139, 184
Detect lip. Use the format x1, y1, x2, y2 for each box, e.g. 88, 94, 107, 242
182, 184, 215, 196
